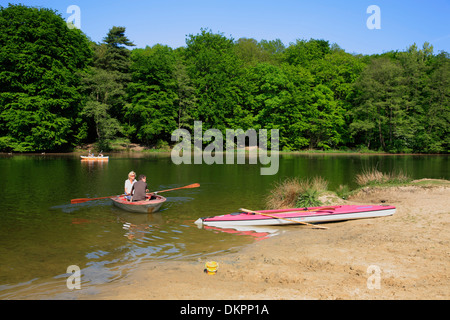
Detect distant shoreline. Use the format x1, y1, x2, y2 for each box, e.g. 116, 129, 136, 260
2, 146, 449, 157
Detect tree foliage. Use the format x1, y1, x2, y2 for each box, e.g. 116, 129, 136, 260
0, 4, 92, 151
78, 26, 134, 150
0, 4, 448, 154
125, 44, 178, 145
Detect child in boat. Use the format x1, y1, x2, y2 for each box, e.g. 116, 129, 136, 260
131, 174, 149, 201
124, 171, 136, 200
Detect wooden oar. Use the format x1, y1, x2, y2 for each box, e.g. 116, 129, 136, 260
148, 183, 200, 194
71, 183, 200, 204
239, 208, 329, 230
71, 195, 117, 204
267, 207, 336, 214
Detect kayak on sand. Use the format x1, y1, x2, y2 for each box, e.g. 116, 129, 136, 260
195, 205, 396, 227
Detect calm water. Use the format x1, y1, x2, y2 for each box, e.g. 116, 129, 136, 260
0, 153, 448, 298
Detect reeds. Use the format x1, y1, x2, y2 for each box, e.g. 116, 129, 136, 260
355, 168, 411, 186
265, 177, 328, 209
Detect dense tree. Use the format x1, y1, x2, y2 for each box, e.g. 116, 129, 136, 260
350, 44, 449, 153
282, 39, 330, 67
184, 29, 241, 132
422, 52, 450, 153
96, 27, 135, 120
125, 45, 178, 145
173, 56, 198, 130
78, 26, 135, 149
239, 63, 313, 150
0, 4, 92, 152
351, 57, 407, 151
79, 67, 123, 148
234, 38, 285, 69
100, 26, 135, 74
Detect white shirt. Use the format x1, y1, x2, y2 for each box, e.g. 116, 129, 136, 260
124, 179, 136, 195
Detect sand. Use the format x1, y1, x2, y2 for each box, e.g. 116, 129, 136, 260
82, 183, 449, 300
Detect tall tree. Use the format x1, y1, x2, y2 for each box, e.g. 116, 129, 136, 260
242, 63, 314, 150
312, 48, 367, 147
351, 57, 408, 151
96, 26, 135, 74
98, 26, 135, 119
234, 38, 271, 67
184, 29, 241, 132
306, 84, 345, 149
0, 4, 92, 152
125, 45, 178, 145
421, 51, 450, 153
79, 68, 123, 148
282, 38, 330, 67
79, 27, 134, 149
174, 56, 197, 130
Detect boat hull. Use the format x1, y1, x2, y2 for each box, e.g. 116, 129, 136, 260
111, 195, 166, 213
195, 205, 396, 227
80, 156, 109, 161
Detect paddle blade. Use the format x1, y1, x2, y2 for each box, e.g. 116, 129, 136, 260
184, 183, 200, 188
71, 198, 90, 204
154, 183, 200, 194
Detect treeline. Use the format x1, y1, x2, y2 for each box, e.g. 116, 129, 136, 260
0, 4, 448, 153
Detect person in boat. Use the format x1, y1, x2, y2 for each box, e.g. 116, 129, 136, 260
124, 171, 136, 201
131, 174, 149, 202
88, 149, 94, 157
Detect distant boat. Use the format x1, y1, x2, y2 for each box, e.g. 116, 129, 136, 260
80, 155, 109, 161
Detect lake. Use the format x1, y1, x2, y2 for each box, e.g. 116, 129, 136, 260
0, 152, 448, 298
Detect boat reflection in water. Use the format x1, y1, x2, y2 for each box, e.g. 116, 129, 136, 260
198, 224, 284, 241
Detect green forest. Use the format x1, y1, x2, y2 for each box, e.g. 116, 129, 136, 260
0, 4, 449, 153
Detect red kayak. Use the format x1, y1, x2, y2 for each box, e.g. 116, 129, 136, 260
195, 205, 396, 227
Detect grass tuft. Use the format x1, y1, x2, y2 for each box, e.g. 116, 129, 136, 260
265, 177, 328, 209
355, 168, 411, 186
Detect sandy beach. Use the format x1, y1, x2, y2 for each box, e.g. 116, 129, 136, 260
80, 182, 449, 300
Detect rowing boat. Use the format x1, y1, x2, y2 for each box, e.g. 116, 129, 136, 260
80, 155, 109, 161
111, 194, 166, 213
195, 205, 396, 227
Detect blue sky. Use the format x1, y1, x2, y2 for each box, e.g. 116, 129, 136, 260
3, 0, 450, 54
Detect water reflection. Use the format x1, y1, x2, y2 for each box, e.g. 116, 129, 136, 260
200, 224, 284, 241
80, 159, 109, 172
112, 205, 260, 261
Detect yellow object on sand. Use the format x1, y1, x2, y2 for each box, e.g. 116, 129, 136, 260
205, 261, 219, 275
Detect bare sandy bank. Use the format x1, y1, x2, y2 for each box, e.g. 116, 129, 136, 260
82, 183, 449, 300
